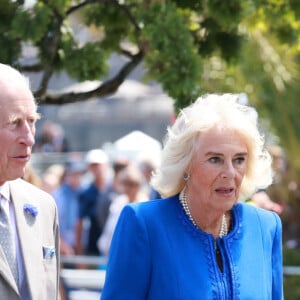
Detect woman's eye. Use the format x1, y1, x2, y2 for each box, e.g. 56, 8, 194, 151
209, 157, 221, 164
235, 157, 246, 165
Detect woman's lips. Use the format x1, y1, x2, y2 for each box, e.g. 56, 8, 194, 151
215, 188, 234, 195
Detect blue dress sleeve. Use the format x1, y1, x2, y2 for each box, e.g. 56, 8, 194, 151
271, 212, 284, 300
101, 204, 151, 299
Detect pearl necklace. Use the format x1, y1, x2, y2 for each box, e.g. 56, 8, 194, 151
179, 189, 228, 238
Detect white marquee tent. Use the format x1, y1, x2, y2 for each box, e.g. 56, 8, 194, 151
104, 130, 162, 165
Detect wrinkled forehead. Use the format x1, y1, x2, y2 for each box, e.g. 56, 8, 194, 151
0, 81, 38, 119
193, 125, 249, 154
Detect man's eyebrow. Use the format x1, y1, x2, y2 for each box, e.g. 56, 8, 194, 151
7, 112, 41, 122
33, 112, 41, 120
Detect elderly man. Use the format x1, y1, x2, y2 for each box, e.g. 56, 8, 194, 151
0, 63, 59, 299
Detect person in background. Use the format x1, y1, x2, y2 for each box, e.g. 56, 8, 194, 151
34, 120, 69, 153
23, 162, 43, 188
75, 149, 110, 257
41, 164, 65, 194
247, 190, 283, 214
0, 63, 59, 299
101, 94, 283, 299
52, 160, 86, 258
52, 159, 86, 300
138, 156, 161, 200
98, 165, 147, 258
109, 157, 131, 194
247, 144, 285, 214
96, 157, 130, 242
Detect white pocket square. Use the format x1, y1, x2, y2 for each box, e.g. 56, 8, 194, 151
43, 246, 56, 259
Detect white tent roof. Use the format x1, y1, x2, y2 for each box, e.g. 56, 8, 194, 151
108, 130, 162, 164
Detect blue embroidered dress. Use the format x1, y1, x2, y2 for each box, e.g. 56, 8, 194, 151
101, 195, 283, 300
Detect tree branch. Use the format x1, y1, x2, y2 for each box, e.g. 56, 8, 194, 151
20, 63, 43, 72
113, 0, 141, 33
36, 50, 144, 105
66, 0, 98, 16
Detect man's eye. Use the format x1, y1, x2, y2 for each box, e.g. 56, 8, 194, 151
28, 118, 36, 126
10, 119, 20, 126
6, 119, 21, 129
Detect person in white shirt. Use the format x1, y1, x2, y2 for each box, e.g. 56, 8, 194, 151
98, 165, 147, 257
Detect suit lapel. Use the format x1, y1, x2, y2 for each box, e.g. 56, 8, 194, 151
0, 246, 19, 293
9, 180, 43, 298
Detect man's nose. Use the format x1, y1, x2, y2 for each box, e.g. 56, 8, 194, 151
18, 122, 35, 147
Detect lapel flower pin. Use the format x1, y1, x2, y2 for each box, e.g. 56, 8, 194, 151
23, 204, 38, 217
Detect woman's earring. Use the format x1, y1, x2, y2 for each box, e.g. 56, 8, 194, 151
183, 172, 190, 181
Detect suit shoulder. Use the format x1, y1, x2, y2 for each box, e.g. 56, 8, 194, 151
11, 178, 56, 207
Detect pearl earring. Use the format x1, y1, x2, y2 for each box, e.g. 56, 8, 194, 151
183, 172, 190, 181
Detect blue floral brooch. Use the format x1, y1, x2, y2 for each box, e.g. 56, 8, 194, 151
23, 204, 38, 217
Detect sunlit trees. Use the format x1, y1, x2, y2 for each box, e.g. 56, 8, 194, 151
2, 0, 300, 177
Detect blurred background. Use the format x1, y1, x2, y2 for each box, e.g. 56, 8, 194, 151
2, 1, 300, 298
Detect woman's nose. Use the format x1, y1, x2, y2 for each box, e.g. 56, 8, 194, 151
221, 162, 235, 178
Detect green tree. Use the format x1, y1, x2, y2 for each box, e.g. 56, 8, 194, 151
2, 0, 300, 178
0, 1, 282, 105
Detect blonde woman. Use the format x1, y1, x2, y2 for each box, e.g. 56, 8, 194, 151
101, 94, 283, 300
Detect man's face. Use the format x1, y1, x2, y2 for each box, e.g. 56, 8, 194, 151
0, 82, 39, 185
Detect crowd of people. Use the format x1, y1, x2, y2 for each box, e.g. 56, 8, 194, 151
26, 146, 160, 299
28, 104, 286, 300
29, 148, 159, 262
0, 62, 288, 299
28, 142, 287, 271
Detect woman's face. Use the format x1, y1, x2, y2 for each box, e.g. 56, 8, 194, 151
188, 127, 248, 212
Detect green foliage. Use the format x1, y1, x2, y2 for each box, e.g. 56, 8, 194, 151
45, 0, 72, 14
283, 247, 300, 299
206, 0, 243, 29
62, 42, 109, 81
141, 3, 202, 109
283, 247, 300, 265
11, 4, 52, 42
196, 17, 243, 61
248, 0, 300, 47
0, 0, 22, 63
172, 0, 203, 10
1, 0, 300, 181
284, 276, 300, 300
83, 2, 134, 52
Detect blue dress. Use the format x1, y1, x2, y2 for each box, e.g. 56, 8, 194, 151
101, 195, 283, 300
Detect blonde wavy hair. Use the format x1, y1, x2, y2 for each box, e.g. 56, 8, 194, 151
151, 93, 273, 200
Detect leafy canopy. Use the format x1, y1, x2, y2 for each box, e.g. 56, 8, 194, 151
2, 0, 300, 177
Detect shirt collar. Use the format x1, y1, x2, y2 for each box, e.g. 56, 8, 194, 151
0, 182, 10, 201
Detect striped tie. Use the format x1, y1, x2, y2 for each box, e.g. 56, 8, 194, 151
0, 196, 19, 284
